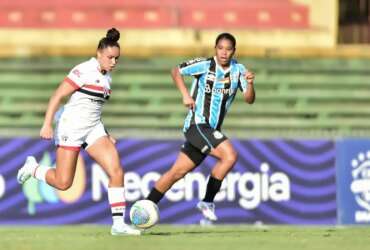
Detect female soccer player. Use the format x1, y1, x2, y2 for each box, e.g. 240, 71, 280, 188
17, 28, 140, 236
147, 33, 255, 222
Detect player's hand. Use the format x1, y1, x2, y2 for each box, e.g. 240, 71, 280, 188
40, 124, 53, 140
246, 71, 255, 85
183, 94, 195, 111
108, 135, 116, 144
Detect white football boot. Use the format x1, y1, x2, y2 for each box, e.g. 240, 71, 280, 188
197, 201, 218, 221
111, 224, 141, 236
17, 156, 38, 184
200, 218, 214, 227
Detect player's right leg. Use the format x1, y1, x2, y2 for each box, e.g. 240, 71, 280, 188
17, 147, 79, 191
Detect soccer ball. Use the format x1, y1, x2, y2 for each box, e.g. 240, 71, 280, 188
130, 200, 159, 229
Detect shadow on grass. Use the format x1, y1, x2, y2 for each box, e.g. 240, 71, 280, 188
145, 229, 256, 236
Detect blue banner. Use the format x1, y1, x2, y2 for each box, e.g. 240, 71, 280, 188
336, 139, 370, 224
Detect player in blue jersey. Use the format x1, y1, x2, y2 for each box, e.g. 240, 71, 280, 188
147, 33, 255, 222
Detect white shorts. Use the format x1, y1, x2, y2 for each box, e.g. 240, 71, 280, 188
54, 116, 107, 151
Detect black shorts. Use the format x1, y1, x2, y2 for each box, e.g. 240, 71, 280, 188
180, 124, 228, 166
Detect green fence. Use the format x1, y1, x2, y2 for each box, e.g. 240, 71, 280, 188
0, 57, 370, 138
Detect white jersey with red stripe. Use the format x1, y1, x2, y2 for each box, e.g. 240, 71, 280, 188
61, 57, 112, 125
53, 58, 111, 150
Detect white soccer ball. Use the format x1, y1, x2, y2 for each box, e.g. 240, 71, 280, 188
130, 200, 159, 229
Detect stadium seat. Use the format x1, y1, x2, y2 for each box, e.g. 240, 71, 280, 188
0, 0, 309, 29
0, 57, 370, 137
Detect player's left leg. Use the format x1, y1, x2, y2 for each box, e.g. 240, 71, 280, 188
209, 139, 238, 180
17, 147, 80, 189
86, 133, 140, 236
197, 133, 237, 222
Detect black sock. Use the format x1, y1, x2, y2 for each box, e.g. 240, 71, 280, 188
146, 188, 164, 204
203, 176, 222, 202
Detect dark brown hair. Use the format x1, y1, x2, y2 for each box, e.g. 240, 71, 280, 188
97, 28, 120, 50
215, 33, 236, 48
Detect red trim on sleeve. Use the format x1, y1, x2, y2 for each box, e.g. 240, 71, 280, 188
64, 77, 81, 90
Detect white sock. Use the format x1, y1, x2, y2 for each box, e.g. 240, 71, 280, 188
33, 165, 50, 182
108, 187, 127, 226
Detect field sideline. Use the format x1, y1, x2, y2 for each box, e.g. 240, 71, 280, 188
0, 225, 368, 250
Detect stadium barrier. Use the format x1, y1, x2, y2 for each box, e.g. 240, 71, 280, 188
0, 138, 340, 225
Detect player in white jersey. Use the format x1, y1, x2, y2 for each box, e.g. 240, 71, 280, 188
17, 28, 140, 236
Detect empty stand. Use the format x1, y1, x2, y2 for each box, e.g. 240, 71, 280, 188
0, 57, 369, 138
0, 0, 309, 29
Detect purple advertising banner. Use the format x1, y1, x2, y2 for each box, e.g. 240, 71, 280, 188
0, 138, 336, 225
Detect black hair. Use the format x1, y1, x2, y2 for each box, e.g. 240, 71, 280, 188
97, 28, 120, 50
215, 33, 236, 48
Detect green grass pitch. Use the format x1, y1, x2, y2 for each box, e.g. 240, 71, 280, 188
0, 225, 369, 250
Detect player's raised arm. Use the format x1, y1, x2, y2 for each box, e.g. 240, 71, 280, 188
40, 80, 77, 139
171, 66, 195, 111
243, 71, 255, 104
239, 64, 255, 104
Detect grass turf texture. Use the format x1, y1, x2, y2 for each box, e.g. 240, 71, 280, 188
0, 225, 368, 250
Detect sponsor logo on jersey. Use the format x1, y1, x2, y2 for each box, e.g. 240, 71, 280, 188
72, 69, 81, 78
205, 83, 234, 95
206, 73, 216, 82
185, 58, 205, 66
89, 98, 104, 104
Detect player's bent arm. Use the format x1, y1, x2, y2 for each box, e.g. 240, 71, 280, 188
171, 67, 195, 110
171, 67, 190, 98
40, 80, 77, 139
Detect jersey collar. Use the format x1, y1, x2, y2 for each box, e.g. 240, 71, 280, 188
213, 56, 234, 74
90, 57, 108, 75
